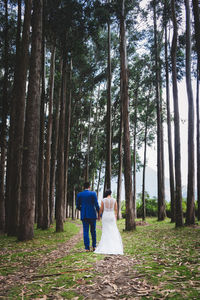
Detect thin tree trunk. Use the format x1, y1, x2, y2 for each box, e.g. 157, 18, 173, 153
171, 0, 183, 227
105, 1, 112, 191
0, 0, 9, 232
42, 46, 56, 229
49, 59, 62, 224
133, 88, 138, 219
64, 57, 72, 220
18, 0, 43, 241
37, 19, 46, 228
185, 0, 195, 225
56, 53, 67, 232
196, 65, 200, 221
117, 99, 123, 220
97, 161, 102, 199
85, 100, 91, 182
7, 0, 32, 236
192, 0, 200, 76
164, 10, 175, 222
120, 0, 135, 230
153, 0, 165, 221
142, 97, 150, 221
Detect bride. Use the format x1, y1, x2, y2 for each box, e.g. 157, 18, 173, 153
94, 189, 123, 255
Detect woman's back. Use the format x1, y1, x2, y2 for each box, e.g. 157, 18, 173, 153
103, 197, 115, 212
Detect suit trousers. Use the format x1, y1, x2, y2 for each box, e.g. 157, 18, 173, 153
82, 218, 96, 250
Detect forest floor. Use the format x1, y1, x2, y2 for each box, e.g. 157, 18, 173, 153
0, 218, 200, 299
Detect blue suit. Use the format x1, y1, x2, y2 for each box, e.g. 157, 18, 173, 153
76, 189, 100, 250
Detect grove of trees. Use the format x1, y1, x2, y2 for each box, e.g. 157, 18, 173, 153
0, 0, 199, 240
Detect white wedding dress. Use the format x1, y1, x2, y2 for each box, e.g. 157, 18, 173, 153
94, 197, 123, 255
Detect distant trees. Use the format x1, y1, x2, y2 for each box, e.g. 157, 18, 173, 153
0, 0, 199, 239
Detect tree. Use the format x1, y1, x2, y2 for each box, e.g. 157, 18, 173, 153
171, 0, 183, 227
42, 45, 56, 229
120, 0, 135, 230
56, 52, 67, 232
164, 0, 175, 222
18, 0, 43, 241
185, 0, 195, 225
6, 0, 32, 235
192, 0, 200, 76
0, 0, 9, 232
104, 0, 112, 191
152, 0, 166, 221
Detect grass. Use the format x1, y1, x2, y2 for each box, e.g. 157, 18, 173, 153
0, 217, 200, 299
120, 218, 200, 299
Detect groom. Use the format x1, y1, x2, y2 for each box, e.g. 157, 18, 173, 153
76, 182, 100, 252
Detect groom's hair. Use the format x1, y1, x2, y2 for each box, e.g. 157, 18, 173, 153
84, 182, 90, 189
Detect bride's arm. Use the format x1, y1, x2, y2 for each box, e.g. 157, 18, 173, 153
98, 201, 104, 220
114, 201, 118, 220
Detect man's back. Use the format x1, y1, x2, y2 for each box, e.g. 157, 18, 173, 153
76, 189, 99, 220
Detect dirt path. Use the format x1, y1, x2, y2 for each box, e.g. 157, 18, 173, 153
0, 223, 156, 299
73, 255, 155, 300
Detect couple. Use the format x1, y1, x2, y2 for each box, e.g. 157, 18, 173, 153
76, 182, 123, 255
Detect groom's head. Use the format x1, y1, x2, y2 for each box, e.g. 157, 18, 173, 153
84, 182, 90, 189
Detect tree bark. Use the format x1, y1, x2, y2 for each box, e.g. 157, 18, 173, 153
133, 87, 138, 219
117, 99, 123, 220
192, 0, 200, 76
64, 57, 72, 220
185, 0, 195, 225
42, 46, 56, 229
105, 1, 112, 191
120, 0, 135, 230
153, 0, 165, 221
196, 65, 200, 221
49, 59, 62, 224
164, 8, 175, 222
0, 0, 9, 232
18, 0, 43, 241
37, 17, 46, 228
56, 53, 67, 232
171, 0, 183, 227
6, 0, 32, 236
142, 97, 150, 221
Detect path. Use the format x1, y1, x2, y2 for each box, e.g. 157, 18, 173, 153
0, 223, 156, 299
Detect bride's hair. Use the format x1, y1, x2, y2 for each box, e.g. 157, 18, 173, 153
104, 189, 112, 198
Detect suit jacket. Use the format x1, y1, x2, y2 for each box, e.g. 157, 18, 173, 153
76, 189, 99, 220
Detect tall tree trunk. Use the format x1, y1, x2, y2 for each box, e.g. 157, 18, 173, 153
185, 0, 195, 225
120, 0, 135, 230
105, 2, 112, 191
196, 65, 200, 221
164, 9, 175, 222
7, 0, 32, 236
42, 46, 56, 229
153, 0, 165, 221
50, 59, 62, 224
0, 0, 9, 232
18, 0, 43, 241
64, 57, 72, 219
56, 53, 67, 232
192, 0, 200, 76
133, 87, 138, 219
142, 97, 150, 221
117, 100, 123, 220
85, 100, 91, 182
37, 15, 46, 228
171, 0, 183, 227
5, 0, 22, 233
